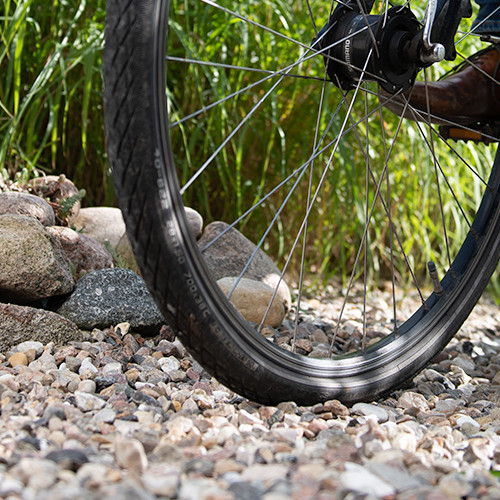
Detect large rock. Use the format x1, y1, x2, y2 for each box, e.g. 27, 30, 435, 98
46, 226, 114, 278
0, 303, 81, 352
217, 277, 285, 328
198, 222, 291, 310
74, 207, 126, 250
0, 215, 75, 303
56, 268, 164, 334
28, 175, 81, 225
0, 192, 55, 226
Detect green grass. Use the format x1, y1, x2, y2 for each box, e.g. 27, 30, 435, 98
0, 0, 109, 204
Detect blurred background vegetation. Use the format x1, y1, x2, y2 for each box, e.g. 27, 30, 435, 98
1, 0, 109, 204
2, 0, 499, 296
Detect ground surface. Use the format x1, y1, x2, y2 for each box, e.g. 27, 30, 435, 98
1, 292, 500, 499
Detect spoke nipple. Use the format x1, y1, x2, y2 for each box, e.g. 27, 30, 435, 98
428, 261, 444, 296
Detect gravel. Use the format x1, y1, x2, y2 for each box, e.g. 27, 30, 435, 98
1, 294, 500, 499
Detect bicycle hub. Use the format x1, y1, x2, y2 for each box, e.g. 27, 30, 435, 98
314, 5, 425, 94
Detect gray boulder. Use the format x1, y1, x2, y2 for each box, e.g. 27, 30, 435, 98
198, 222, 291, 310
0, 303, 81, 352
56, 268, 164, 334
0, 192, 55, 226
46, 226, 114, 278
73, 207, 126, 250
0, 215, 75, 303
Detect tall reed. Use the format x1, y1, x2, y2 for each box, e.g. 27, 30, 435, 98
0, 0, 108, 203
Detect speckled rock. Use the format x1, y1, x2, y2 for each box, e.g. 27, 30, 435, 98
0, 303, 81, 353
56, 268, 164, 334
0, 215, 74, 303
0, 192, 55, 226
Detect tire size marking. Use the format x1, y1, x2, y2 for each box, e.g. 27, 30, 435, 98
154, 150, 212, 320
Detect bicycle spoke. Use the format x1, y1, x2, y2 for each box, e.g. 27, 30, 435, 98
180, 49, 316, 194
330, 77, 431, 353
391, 96, 494, 189
166, 56, 327, 82
456, 5, 500, 44
292, 62, 331, 347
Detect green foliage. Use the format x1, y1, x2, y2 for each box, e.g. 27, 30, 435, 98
58, 188, 86, 219
167, 0, 497, 289
0, 0, 109, 203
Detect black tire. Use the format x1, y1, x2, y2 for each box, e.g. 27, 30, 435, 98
104, 0, 500, 405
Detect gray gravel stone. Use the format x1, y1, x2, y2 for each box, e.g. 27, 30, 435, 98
56, 268, 164, 334
351, 402, 389, 423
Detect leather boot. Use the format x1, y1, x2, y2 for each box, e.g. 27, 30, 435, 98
380, 45, 500, 125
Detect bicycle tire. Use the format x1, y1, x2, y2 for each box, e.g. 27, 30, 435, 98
104, 0, 500, 405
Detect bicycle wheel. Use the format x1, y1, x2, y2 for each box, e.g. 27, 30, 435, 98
104, 0, 500, 405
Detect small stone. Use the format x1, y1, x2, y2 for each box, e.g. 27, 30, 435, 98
142, 467, 180, 497
214, 458, 244, 475
455, 414, 480, 430
102, 361, 123, 376
240, 464, 289, 487
11, 457, 59, 490
341, 463, 396, 497
398, 391, 429, 414
78, 379, 96, 394
0, 476, 23, 497
158, 356, 181, 373
450, 355, 476, 375
352, 403, 389, 423
13, 340, 44, 357
324, 399, 350, 417
94, 408, 117, 424
79, 357, 98, 377
74, 391, 106, 412
217, 277, 285, 328
8, 352, 28, 367
45, 449, 89, 471
115, 438, 148, 473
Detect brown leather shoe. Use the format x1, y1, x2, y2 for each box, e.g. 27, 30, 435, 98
380, 45, 500, 125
